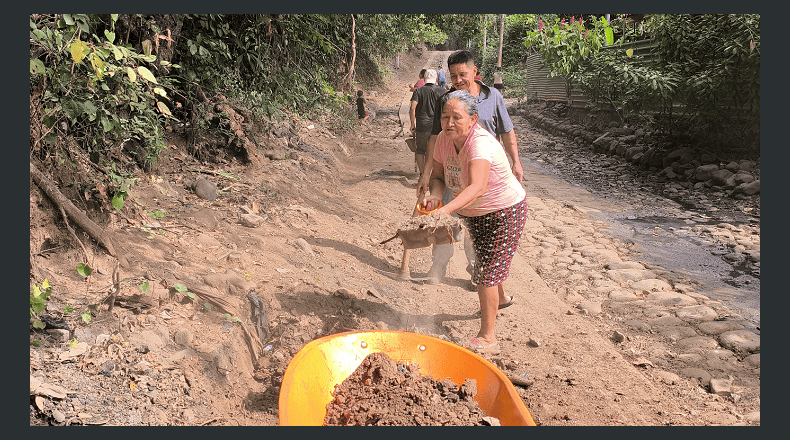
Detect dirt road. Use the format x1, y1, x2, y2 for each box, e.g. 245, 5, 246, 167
29, 49, 758, 426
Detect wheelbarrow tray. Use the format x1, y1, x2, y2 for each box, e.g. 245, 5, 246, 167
278, 330, 536, 426
396, 223, 462, 249
405, 136, 416, 152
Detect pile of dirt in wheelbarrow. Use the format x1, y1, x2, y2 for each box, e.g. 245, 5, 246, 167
323, 352, 500, 426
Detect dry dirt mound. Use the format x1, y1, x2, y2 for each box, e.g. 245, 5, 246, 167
323, 352, 494, 426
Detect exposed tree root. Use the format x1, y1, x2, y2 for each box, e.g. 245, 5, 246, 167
29, 161, 127, 267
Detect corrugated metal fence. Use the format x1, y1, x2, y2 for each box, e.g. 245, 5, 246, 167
526, 38, 659, 108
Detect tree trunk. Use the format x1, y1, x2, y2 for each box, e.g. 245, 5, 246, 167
482, 15, 488, 61
497, 14, 505, 69
345, 14, 356, 91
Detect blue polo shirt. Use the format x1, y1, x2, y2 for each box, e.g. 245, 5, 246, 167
430, 80, 514, 137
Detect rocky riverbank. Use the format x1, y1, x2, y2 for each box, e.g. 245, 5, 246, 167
496, 100, 760, 421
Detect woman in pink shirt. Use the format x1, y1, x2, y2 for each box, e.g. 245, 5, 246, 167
421, 90, 527, 353
409, 69, 426, 92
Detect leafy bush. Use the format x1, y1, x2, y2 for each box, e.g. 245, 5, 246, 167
498, 66, 530, 100
30, 279, 52, 330
570, 48, 680, 124
647, 14, 760, 150
30, 14, 174, 169
523, 15, 613, 78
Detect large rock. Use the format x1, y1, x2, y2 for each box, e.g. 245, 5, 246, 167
609, 127, 634, 136
646, 291, 698, 307
738, 160, 757, 171
192, 178, 217, 201
736, 180, 760, 195
609, 290, 639, 301
718, 330, 760, 354
694, 164, 720, 182
676, 336, 719, 351
733, 172, 755, 184
606, 261, 645, 270
649, 315, 684, 327
631, 279, 673, 292
660, 326, 698, 340
709, 378, 732, 396
606, 268, 656, 283
579, 247, 623, 265
676, 305, 718, 322
239, 213, 266, 228
710, 169, 734, 186
697, 320, 745, 335
625, 147, 645, 162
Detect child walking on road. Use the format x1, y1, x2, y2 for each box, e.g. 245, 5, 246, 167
356, 90, 369, 126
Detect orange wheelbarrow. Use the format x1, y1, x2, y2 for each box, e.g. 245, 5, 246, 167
278, 330, 536, 426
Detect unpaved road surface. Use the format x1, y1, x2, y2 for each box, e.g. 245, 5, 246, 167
29, 49, 759, 426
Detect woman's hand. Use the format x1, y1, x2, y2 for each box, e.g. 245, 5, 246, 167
430, 206, 448, 216
419, 195, 442, 213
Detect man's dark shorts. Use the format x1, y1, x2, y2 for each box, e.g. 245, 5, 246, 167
415, 131, 430, 155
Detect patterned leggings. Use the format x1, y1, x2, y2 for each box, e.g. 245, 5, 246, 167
460, 197, 528, 287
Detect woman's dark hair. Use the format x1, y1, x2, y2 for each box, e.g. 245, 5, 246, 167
447, 50, 476, 69
441, 90, 478, 117
419, 69, 426, 78
357, 90, 363, 97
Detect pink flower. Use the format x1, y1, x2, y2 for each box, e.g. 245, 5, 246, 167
560, 18, 565, 28
570, 16, 575, 25
579, 18, 583, 27
538, 20, 543, 31
583, 29, 588, 38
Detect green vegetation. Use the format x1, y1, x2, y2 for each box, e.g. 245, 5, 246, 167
522, 14, 759, 152
30, 13, 760, 216
30, 279, 52, 330
30, 14, 450, 214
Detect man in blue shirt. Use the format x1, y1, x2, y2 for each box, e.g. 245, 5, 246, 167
436, 64, 447, 89
417, 50, 524, 286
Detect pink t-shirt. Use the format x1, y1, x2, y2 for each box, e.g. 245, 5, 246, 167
434, 123, 526, 217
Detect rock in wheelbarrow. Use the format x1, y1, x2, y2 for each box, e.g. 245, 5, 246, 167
396, 213, 463, 250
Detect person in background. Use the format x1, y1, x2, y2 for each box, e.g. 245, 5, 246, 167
410, 69, 426, 92
409, 69, 445, 178
493, 69, 504, 92
420, 90, 527, 353
417, 49, 523, 287
437, 64, 447, 89
356, 90, 369, 126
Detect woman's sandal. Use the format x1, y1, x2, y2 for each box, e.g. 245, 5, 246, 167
498, 295, 515, 310
465, 338, 501, 354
